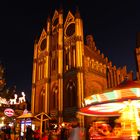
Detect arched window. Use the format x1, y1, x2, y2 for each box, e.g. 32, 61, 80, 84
65, 44, 76, 71
71, 45, 76, 68
39, 88, 45, 112
52, 86, 58, 109
65, 81, 76, 107
66, 51, 69, 70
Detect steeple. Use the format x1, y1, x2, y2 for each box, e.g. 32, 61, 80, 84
46, 15, 51, 33
47, 15, 51, 23
75, 6, 81, 18
34, 35, 38, 44
58, 4, 63, 14
136, 32, 140, 48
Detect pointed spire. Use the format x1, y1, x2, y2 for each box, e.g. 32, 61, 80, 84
75, 6, 81, 18
58, 4, 63, 14
136, 32, 140, 48
45, 15, 51, 33
47, 15, 51, 23
34, 35, 38, 44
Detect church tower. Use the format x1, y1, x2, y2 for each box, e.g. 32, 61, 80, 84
31, 7, 131, 125
31, 16, 51, 115
31, 8, 84, 123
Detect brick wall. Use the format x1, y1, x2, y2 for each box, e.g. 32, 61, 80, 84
84, 72, 107, 97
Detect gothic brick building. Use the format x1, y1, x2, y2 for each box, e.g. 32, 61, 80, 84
31, 8, 133, 124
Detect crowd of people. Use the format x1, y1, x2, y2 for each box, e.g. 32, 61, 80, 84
0, 123, 12, 140
0, 120, 85, 140
24, 120, 85, 140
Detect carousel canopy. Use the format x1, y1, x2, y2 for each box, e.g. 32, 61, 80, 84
79, 80, 140, 116
84, 80, 140, 106
78, 102, 126, 117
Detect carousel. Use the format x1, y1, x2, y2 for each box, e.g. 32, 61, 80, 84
78, 80, 140, 140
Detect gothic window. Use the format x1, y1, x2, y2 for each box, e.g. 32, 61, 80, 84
52, 33, 58, 51
53, 18, 58, 26
40, 39, 47, 51
65, 45, 76, 70
66, 52, 69, 70
99, 64, 102, 72
37, 59, 45, 80
52, 59, 56, 71
65, 81, 76, 107
40, 62, 43, 79
72, 47, 76, 67
42, 60, 45, 78
65, 47, 69, 71
39, 88, 45, 112
66, 52, 69, 66
91, 60, 94, 69
37, 65, 40, 81
71, 45, 76, 68
52, 86, 58, 109
37, 60, 41, 81
86, 57, 90, 68
95, 61, 99, 71
66, 23, 75, 37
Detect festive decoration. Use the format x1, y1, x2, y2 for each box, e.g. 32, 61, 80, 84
0, 92, 26, 106
9, 94, 17, 104
18, 92, 26, 103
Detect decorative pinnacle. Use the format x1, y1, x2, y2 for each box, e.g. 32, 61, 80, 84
75, 6, 81, 18
34, 36, 38, 44
47, 15, 51, 23
59, 4, 63, 14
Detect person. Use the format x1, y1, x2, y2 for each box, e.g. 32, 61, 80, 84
0, 129, 5, 140
60, 127, 67, 140
68, 121, 84, 140
5, 123, 11, 140
41, 130, 49, 140
138, 130, 140, 140
34, 127, 40, 140
26, 125, 34, 140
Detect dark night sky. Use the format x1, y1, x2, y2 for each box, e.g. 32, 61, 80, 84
0, 0, 140, 101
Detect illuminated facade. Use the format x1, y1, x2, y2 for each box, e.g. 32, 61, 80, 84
31, 8, 133, 123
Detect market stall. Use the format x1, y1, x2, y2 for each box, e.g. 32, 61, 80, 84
17, 109, 34, 139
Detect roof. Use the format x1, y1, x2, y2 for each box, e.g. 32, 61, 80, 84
17, 112, 33, 119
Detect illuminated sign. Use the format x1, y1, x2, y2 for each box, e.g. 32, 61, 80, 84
4, 108, 14, 117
